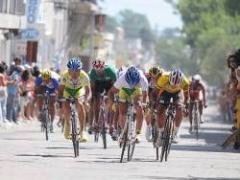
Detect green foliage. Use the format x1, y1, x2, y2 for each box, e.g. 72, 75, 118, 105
164, 0, 240, 85
105, 15, 119, 33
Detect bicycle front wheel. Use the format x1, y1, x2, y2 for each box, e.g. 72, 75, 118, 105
120, 127, 128, 163
71, 115, 79, 157
44, 112, 49, 141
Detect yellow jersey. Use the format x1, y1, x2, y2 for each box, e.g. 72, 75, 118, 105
60, 70, 90, 98
156, 72, 189, 93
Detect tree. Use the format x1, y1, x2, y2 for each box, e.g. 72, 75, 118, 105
105, 15, 119, 33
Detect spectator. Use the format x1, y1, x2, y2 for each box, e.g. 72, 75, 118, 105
0, 64, 7, 125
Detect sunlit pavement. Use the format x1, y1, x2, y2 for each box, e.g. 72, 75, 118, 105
0, 102, 239, 180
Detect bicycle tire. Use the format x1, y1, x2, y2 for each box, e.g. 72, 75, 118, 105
127, 140, 135, 161
71, 113, 79, 157
160, 120, 168, 162
100, 110, 107, 149
165, 118, 174, 161
102, 126, 107, 149
193, 103, 199, 140
152, 118, 159, 160
160, 115, 172, 162
44, 112, 49, 141
120, 127, 128, 163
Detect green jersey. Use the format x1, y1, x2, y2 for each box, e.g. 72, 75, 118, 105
89, 65, 117, 82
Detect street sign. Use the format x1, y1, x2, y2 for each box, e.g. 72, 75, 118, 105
21, 28, 39, 40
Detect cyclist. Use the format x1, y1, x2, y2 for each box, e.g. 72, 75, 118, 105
189, 74, 207, 133
145, 66, 164, 141
89, 59, 117, 137
35, 69, 59, 132
155, 69, 189, 146
59, 57, 91, 142
108, 66, 148, 143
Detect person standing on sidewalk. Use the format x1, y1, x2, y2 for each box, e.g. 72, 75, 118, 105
0, 63, 7, 125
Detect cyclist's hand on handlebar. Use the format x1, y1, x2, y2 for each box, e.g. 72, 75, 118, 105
58, 97, 65, 102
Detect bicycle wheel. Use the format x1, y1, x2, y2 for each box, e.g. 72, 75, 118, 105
44, 112, 49, 141
160, 116, 172, 162
127, 140, 135, 161
100, 110, 107, 149
193, 104, 199, 140
120, 127, 128, 163
71, 114, 79, 157
152, 118, 159, 160
102, 125, 107, 149
165, 118, 174, 161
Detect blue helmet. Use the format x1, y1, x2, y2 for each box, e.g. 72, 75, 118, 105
67, 57, 82, 70
125, 66, 140, 86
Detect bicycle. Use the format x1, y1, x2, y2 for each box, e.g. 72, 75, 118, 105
120, 100, 136, 163
39, 91, 51, 141
67, 97, 80, 157
160, 98, 176, 162
191, 100, 200, 140
147, 103, 159, 160
94, 91, 109, 149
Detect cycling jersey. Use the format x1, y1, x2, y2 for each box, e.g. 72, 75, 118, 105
60, 70, 90, 98
35, 76, 59, 94
114, 69, 148, 102
189, 81, 205, 100
114, 69, 148, 91
156, 72, 189, 93
89, 65, 117, 82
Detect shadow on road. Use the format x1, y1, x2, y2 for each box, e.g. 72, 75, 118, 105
16, 154, 73, 158
76, 157, 120, 164
135, 175, 240, 180
2, 138, 43, 141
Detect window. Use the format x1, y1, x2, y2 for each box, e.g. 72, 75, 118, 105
9, 0, 17, 14
15, 0, 25, 15
0, 0, 8, 13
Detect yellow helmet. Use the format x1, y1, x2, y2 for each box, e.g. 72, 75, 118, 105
148, 66, 163, 77
41, 69, 51, 80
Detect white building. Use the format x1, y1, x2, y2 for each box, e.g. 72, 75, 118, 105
0, 0, 25, 64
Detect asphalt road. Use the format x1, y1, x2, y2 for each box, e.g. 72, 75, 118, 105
0, 102, 239, 180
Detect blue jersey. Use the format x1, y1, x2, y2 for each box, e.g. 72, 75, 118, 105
35, 77, 59, 94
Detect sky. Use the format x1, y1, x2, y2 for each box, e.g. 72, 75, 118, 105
99, 0, 182, 31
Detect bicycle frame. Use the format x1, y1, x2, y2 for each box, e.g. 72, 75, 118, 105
96, 92, 109, 149
41, 91, 50, 141
160, 98, 176, 162
68, 97, 80, 157
192, 100, 200, 140
120, 100, 136, 163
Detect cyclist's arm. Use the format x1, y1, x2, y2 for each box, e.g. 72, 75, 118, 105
84, 85, 91, 101
108, 86, 119, 103
200, 83, 207, 105
58, 84, 64, 98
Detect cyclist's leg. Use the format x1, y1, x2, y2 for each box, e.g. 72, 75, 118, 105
63, 101, 71, 139
173, 92, 183, 140
198, 100, 204, 123
49, 94, 56, 132
118, 89, 128, 130
188, 101, 194, 132
76, 94, 88, 142
156, 91, 169, 146
133, 89, 143, 134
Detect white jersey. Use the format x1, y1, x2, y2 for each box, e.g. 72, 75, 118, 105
114, 69, 148, 91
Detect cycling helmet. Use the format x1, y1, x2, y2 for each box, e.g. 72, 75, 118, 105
125, 66, 140, 86
169, 69, 183, 86
193, 74, 201, 81
41, 69, 51, 80
148, 66, 163, 77
67, 57, 82, 70
92, 59, 105, 70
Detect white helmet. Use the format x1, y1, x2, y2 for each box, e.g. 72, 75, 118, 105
193, 74, 202, 81
169, 69, 183, 86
